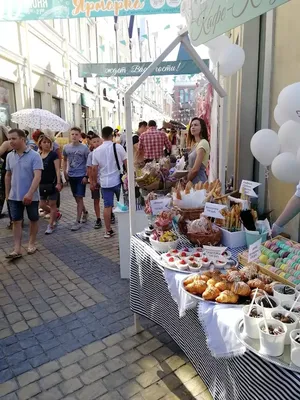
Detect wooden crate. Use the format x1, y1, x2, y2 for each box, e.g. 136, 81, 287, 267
238, 235, 298, 288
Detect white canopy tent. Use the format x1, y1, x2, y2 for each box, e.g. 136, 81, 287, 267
124, 28, 228, 236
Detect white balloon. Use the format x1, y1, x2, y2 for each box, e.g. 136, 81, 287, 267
278, 120, 300, 154
278, 82, 300, 123
205, 35, 231, 51
271, 152, 300, 183
274, 105, 290, 127
218, 44, 245, 77
250, 129, 280, 166
208, 48, 220, 65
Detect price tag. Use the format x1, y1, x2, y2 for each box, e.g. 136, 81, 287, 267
239, 180, 261, 198
203, 203, 226, 219
150, 198, 171, 216
248, 238, 262, 262
203, 245, 227, 262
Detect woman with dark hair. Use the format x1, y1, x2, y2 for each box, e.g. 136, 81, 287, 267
186, 117, 210, 184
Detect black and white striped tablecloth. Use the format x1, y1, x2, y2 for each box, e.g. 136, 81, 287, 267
130, 235, 300, 400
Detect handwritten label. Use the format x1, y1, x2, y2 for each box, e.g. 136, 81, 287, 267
203, 202, 226, 219
248, 238, 262, 262
239, 180, 261, 198
203, 245, 227, 262
150, 198, 171, 216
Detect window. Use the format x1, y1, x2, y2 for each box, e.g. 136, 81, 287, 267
76, 20, 82, 51
179, 89, 184, 104
98, 36, 104, 62
190, 89, 194, 102
184, 89, 189, 103
0, 80, 16, 127
34, 91, 42, 109
52, 97, 61, 117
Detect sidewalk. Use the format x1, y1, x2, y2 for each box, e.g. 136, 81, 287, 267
0, 188, 211, 400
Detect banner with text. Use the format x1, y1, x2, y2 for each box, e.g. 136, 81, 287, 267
0, 0, 181, 22
78, 59, 209, 77
181, 0, 290, 46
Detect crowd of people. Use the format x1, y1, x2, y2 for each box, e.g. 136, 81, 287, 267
0, 117, 210, 259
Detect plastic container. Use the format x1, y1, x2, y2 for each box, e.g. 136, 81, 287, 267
271, 310, 298, 344
281, 300, 300, 315
255, 295, 281, 318
290, 329, 300, 367
220, 228, 246, 248
149, 236, 179, 253
259, 319, 287, 357
243, 305, 263, 339
245, 230, 267, 248
273, 284, 296, 303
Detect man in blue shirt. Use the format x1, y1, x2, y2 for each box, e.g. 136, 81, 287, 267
63, 127, 89, 231
5, 129, 43, 259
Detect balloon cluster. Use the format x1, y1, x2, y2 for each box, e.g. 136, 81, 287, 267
251, 83, 300, 183
205, 35, 245, 77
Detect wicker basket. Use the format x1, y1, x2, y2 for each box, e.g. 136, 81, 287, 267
186, 219, 222, 246
175, 207, 204, 221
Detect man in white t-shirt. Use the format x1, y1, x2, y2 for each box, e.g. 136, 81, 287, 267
91, 126, 127, 238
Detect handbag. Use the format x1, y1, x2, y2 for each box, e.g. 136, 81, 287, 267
40, 183, 56, 197
113, 143, 124, 187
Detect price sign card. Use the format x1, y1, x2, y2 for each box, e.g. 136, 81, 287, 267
203, 245, 227, 262
248, 238, 262, 262
150, 198, 171, 216
239, 180, 261, 198
203, 203, 226, 219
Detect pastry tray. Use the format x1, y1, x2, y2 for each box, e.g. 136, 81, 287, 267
235, 319, 300, 372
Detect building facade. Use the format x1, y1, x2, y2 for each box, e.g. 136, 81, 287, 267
172, 76, 196, 125
0, 17, 173, 134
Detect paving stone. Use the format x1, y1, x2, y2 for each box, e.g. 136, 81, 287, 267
102, 333, 124, 347
30, 353, 50, 368
19, 337, 38, 349
11, 360, 32, 376
76, 380, 107, 400
38, 361, 60, 377
140, 382, 168, 400
79, 352, 107, 370
7, 350, 26, 366
163, 355, 186, 372
17, 370, 40, 387
120, 349, 142, 364
133, 331, 153, 344
119, 337, 139, 351
11, 320, 28, 333
102, 371, 127, 390
174, 363, 197, 384
59, 349, 85, 367
36, 386, 63, 400
61, 363, 82, 380
46, 346, 66, 361
4, 343, 22, 356
80, 364, 109, 385
0, 328, 12, 339
160, 374, 183, 391
120, 363, 144, 380
103, 345, 123, 359
27, 318, 43, 328
25, 345, 44, 358
2, 304, 18, 315
137, 338, 163, 355
39, 372, 62, 391
0, 392, 18, 400
81, 340, 106, 356
18, 382, 41, 400
59, 377, 83, 395
0, 379, 18, 396
23, 310, 39, 320
117, 380, 143, 399
183, 375, 207, 397
136, 365, 168, 388
152, 346, 174, 362
104, 357, 126, 373
98, 390, 124, 400
137, 355, 159, 370
0, 367, 13, 383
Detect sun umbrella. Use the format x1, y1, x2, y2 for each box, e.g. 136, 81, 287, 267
11, 109, 71, 131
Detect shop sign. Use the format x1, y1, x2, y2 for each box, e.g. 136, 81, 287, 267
181, 0, 290, 46
78, 60, 209, 78
0, 0, 180, 22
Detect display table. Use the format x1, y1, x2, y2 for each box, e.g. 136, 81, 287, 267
130, 235, 300, 400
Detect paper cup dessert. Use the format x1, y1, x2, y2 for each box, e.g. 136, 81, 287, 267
259, 319, 287, 357
162, 252, 175, 262
176, 259, 188, 271
243, 305, 263, 339
178, 251, 190, 259
273, 284, 296, 303
192, 251, 202, 259
188, 261, 202, 273
295, 284, 300, 299
281, 300, 300, 315
255, 295, 281, 318
214, 256, 227, 269
165, 256, 177, 268
290, 329, 300, 367
201, 256, 211, 268
271, 310, 298, 344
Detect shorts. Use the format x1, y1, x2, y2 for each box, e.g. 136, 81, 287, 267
101, 184, 121, 208
69, 176, 86, 198
91, 187, 100, 200
8, 200, 39, 222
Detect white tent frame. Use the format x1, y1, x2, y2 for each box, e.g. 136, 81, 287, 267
125, 29, 228, 237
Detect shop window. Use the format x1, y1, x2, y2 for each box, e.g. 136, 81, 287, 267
0, 80, 16, 127
184, 89, 189, 103
52, 97, 61, 117
34, 91, 42, 109
179, 89, 184, 104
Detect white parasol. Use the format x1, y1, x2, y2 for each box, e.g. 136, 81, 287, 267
11, 109, 71, 132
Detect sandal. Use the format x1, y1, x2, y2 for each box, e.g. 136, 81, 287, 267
27, 247, 37, 255
5, 252, 22, 260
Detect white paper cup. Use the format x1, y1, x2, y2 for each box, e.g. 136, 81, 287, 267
281, 300, 300, 315
271, 310, 298, 344
290, 329, 300, 367
255, 295, 281, 318
259, 319, 287, 357
243, 305, 263, 339
273, 284, 296, 303
295, 284, 300, 299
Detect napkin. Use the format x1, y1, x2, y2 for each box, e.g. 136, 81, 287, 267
198, 301, 246, 358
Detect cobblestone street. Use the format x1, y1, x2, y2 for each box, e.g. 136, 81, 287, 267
0, 187, 211, 400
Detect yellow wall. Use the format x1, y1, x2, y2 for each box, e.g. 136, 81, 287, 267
270, 0, 300, 239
